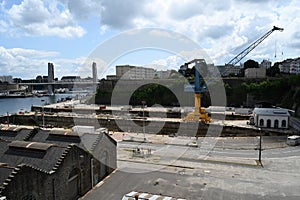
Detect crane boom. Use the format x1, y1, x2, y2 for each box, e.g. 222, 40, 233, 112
226, 26, 284, 66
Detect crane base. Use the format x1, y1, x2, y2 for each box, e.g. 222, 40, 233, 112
183, 111, 211, 123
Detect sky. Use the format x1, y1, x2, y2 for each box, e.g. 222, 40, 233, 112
0, 0, 300, 79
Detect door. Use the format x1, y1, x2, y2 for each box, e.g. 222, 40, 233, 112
267, 119, 271, 128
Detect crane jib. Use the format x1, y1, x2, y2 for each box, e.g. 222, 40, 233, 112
226, 26, 284, 66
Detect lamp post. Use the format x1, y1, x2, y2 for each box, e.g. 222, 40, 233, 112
258, 128, 263, 167
141, 101, 146, 142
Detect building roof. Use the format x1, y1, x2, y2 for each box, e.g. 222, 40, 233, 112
30, 129, 116, 152
0, 128, 34, 141
0, 165, 14, 186
253, 108, 290, 116
0, 140, 66, 172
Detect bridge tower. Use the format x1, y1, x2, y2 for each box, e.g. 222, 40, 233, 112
48, 62, 54, 95
92, 62, 98, 91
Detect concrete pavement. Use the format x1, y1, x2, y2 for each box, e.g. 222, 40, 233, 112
80, 132, 300, 200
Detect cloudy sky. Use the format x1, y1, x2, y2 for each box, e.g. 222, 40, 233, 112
0, 0, 299, 79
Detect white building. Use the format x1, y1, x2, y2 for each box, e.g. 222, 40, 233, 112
260, 60, 272, 69
154, 70, 171, 79
116, 65, 172, 79
253, 108, 289, 129
116, 65, 156, 79
289, 61, 300, 74
279, 58, 300, 74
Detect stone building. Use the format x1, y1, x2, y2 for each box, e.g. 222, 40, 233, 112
116, 65, 156, 79
0, 126, 117, 199
244, 68, 266, 78
253, 108, 290, 129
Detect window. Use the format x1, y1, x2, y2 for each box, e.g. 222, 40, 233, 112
282, 120, 287, 128
259, 119, 264, 127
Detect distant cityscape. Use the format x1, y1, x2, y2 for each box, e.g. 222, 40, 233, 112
1, 56, 300, 86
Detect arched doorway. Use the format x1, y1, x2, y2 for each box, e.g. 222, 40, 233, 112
274, 119, 279, 128
259, 119, 264, 127
68, 168, 80, 200
267, 119, 271, 128
282, 120, 287, 128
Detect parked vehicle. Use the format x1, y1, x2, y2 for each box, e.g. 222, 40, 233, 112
122, 191, 185, 200
287, 135, 300, 146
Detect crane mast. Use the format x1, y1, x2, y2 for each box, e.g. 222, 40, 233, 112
183, 59, 211, 123
226, 26, 284, 66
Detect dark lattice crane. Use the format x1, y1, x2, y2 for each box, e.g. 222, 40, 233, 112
226, 26, 284, 66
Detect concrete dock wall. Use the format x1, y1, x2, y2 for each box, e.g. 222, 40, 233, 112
0, 114, 288, 137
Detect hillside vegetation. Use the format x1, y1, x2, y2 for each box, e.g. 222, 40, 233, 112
92, 74, 300, 116
226, 74, 300, 115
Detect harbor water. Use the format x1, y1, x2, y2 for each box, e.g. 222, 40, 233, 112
0, 94, 75, 116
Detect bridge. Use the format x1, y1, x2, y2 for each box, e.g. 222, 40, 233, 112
18, 81, 97, 93
19, 82, 95, 86
19, 62, 99, 94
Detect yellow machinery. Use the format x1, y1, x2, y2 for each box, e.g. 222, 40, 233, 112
183, 59, 211, 123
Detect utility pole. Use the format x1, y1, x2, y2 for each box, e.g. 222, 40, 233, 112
6, 112, 9, 127
258, 128, 263, 167
142, 101, 146, 142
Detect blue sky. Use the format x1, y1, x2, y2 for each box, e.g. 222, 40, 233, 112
0, 0, 300, 79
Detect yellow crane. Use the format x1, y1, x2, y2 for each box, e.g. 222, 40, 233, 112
183, 59, 211, 123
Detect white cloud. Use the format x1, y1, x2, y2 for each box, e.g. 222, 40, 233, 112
59, 0, 103, 20
0, 46, 88, 79
1, 0, 300, 76
150, 55, 184, 70
4, 0, 85, 38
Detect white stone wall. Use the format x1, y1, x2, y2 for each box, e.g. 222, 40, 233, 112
255, 115, 289, 129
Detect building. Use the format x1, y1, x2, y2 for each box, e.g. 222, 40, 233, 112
244, 68, 266, 78
289, 60, 300, 74
260, 60, 272, 69
154, 70, 171, 79
0, 141, 96, 200
106, 75, 118, 80
0, 126, 117, 199
61, 76, 81, 82
278, 58, 300, 74
225, 65, 242, 76
116, 65, 156, 79
253, 108, 290, 129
